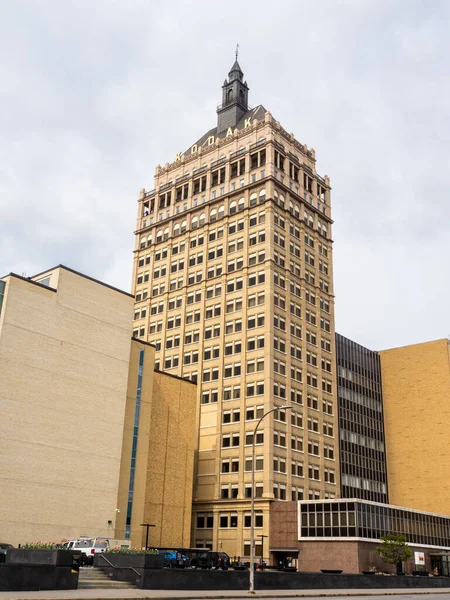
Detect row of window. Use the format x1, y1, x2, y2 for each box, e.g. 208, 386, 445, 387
142, 191, 267, 244
222, 429, 334, 450
140, 207, 267, 250
214, 482, 334, 501
140, 232, 327, 273
135, 290, 329, 322
220, 406, 334, 426
163, 331, 318, 352
137, 256, 330, 304
196, 512, 264, 530
141, 185, 330, 255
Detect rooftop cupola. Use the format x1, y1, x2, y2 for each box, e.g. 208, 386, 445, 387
217, 57, 249, 134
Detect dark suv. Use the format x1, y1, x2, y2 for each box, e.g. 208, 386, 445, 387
195, 551, 230, 570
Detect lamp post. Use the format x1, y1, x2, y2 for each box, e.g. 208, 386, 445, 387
140, 523, 156, 550
249, 405, 292, 594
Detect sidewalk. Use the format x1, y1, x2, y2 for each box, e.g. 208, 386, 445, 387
0, 589, 450, 600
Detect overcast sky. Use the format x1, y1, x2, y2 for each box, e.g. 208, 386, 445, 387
1, 0, 449, 350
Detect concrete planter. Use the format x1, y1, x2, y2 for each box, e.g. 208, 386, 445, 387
6, 549, 74, 567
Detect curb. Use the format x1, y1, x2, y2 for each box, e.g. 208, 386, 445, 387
3, 591, 450, 600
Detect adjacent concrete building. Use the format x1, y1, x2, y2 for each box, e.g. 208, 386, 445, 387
379, 338, 450, 517
132, 60, 339, 560
0, 265, 196, 548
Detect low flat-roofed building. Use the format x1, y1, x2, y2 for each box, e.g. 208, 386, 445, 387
271, 499, 450, 575
0, 265, 197, 548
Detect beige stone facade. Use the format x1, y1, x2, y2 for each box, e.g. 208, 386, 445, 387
379, 338, 450, 517
133, 108, 339, 559
0, 266, 134, 545
0, 266, 197, 550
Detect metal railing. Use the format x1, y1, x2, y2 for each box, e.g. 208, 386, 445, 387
158, 181, 173, 192
175, 173, 190, 183
97, 553, 142, 579
217, 100, 252, 111
193, 166, 207, 175
230, 148, 246, 160
211, 157, 226, 168
249, 139, 266, 150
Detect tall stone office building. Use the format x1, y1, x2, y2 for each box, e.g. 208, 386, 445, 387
132, 60, 339, 559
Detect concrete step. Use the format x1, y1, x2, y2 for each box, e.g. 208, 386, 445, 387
78, 568, 135, 589
79, 568, 110, 580
78, 581, 134, 589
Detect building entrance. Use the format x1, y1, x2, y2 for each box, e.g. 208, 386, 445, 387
270, 550, 299, 570
430, 553, 450, 576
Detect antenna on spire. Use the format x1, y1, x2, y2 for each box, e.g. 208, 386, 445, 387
235, 43, 239, 60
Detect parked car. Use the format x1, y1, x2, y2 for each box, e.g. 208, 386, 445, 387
158, 550, 188, 568
195, 551, 230, 570
61, 538, 109, 565
0, 544, 13, 563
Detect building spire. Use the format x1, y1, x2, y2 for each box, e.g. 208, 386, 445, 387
217, 55, 249, 133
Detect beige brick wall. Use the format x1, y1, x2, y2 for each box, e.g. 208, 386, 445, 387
116, 347, 197, 549
379, 339, 450, 516
144, 371, 197, 548
115, 340, 156, 544
0, 268, 134, 545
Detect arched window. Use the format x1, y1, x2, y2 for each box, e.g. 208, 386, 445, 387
250, 193, 257, 207
240, 90, 244, 102
147, 235, 152, 246
181, 220, 187, 233
227, 89, 233, 102
140, 236, 146, 249
289, 201, 294, 214
238, 198, 245, 212
163, 227, 169, 241
279, 194, 285, 209
173, 223, 180, 236
210, 208, 217, 222
199, 213, 205, 226
259, 189, 266, 203
218, 205, 225, 219
294, 204, 300, 218
156, 231, 163, 243
191, 216, 198, 229
274, 190, 278, 203
229, 200, 237, 215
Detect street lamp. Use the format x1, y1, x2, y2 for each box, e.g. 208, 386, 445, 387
249, 405, 292, 594
140, 523, 156, 550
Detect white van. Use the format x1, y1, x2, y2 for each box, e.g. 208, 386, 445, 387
62, 537, 109, 565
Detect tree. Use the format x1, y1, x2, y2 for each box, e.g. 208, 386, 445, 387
376, 534, 413, 573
